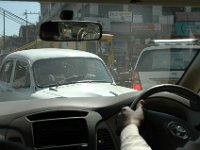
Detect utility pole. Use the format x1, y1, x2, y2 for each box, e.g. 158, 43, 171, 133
24, 10, 40, 43
25, 10, 28, 43
3, 10, 5, 52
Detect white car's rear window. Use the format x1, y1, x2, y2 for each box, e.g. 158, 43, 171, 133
33, 58, 113, 87
137, 48, 198, 72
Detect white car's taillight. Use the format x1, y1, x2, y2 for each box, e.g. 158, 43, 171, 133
132, 70, 142, 91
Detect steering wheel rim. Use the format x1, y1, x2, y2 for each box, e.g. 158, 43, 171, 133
130, 84, 200, 110
130, 84, 200, 150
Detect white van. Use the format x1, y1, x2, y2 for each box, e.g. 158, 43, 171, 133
131, 39, 200, 91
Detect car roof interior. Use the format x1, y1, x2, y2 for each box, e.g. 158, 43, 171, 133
2, 0, 200, 6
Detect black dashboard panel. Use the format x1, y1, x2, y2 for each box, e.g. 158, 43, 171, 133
7, 108, 118, 150
0, 95, 136, 150
27, 111, 89, 149
32, 118, 88, 149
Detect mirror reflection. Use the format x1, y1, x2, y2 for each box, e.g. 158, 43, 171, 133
40, 21, 102, 41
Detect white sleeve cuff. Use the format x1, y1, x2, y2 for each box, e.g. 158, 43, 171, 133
121, 124, 139, 138
120, 124, 152, 150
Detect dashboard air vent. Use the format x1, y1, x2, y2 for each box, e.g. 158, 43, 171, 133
97, 129, 115, 150
27, 110, 88, 121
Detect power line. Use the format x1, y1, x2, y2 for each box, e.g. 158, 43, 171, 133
0, 7, 34, 25
0, 11, 24, 25
0, 7, 39, 51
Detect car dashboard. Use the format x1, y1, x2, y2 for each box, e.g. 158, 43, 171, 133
1, 91, 200, 150
9, 109, 108, 150
0, 93, 137, 150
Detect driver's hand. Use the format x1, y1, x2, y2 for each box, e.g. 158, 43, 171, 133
117, 100, 144, 134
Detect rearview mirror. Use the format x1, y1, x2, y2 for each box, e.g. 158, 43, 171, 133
40, 21, 102, 41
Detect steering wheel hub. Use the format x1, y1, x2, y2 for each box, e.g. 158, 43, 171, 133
168, 122, 189, 140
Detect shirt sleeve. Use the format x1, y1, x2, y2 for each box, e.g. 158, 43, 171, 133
120, 124, 152, 150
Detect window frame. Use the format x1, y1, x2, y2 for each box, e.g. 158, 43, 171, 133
12, 59, 31, 89
0, 60, 14, 84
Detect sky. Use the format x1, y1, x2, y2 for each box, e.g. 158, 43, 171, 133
0, 1, 40, 36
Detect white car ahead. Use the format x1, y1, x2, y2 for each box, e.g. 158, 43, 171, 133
0, 48, 134, 101
131, 39, 200, 91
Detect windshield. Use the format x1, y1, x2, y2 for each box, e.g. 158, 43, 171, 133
1, 1, 200, 100
33, 58, 113, 87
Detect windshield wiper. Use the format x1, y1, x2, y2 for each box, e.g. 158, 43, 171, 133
57, 79, 113, 86
64, 74, 84, 81
89, 80, 112, 83
39, 75, 113, 88
37, 75, 83, 88
75, 80, 112, 83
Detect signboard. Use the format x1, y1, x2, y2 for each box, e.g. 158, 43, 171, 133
84, 17, 111, 31
159, 15, 174, 25
176, 22, 200, 36
131, 23, 161, 32
152, 6, 162, 16
176, 12, 200, 21
133, 15, 143, 23
108, 11, 132, 22
89, 4, 98, 15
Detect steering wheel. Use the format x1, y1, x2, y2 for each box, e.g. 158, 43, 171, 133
130, 84, 200, 150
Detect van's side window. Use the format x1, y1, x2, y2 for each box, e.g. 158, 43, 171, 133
0, 60, 13, 83
13, 61, 30, 89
